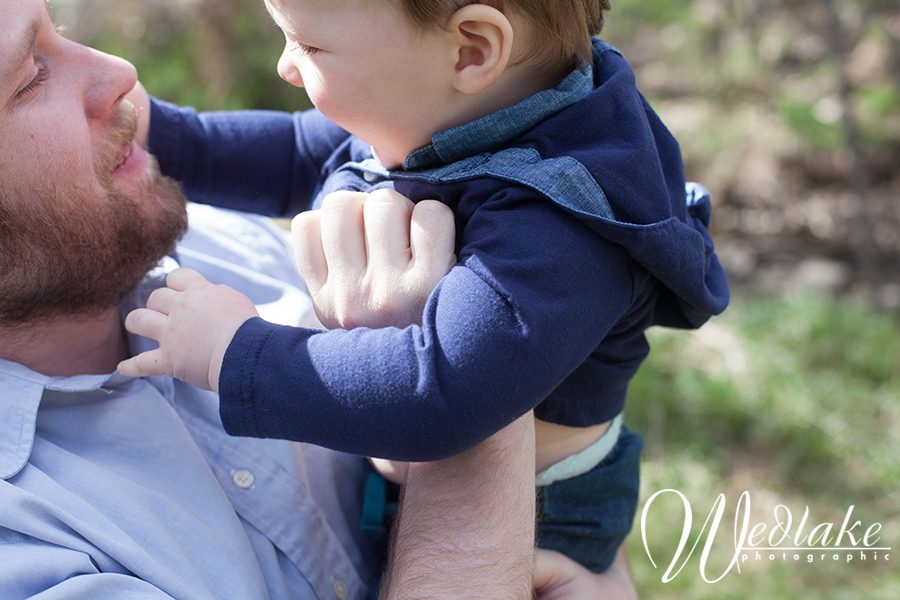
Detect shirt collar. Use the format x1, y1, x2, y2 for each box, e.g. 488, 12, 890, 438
404, 61, 594, 170
0, 361, 121, 480
0, 254, 179, 480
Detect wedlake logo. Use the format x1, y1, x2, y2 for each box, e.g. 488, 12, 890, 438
640, 489, 892, 584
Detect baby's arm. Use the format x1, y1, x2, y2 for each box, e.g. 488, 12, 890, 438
122, 189, 634, 460
118, 190, 456, 392
145, 98, 351, 216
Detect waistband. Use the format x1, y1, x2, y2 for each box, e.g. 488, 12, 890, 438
536, 414, 623, 487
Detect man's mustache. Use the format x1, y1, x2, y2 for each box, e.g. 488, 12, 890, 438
96, 100, 139, 183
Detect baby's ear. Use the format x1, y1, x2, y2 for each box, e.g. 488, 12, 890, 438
447, 4, 514, 94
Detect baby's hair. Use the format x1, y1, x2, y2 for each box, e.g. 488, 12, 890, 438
399, 0, 612, 66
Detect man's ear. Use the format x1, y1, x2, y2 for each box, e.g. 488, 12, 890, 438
446, 4, 514, 95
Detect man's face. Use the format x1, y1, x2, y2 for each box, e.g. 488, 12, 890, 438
0, 0, 187, 324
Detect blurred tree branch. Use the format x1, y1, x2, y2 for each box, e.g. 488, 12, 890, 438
820, 0, 879, 290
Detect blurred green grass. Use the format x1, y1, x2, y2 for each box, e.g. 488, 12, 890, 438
625, 292, 899, 598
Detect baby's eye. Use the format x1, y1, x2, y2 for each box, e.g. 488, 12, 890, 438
295, 42, 320, 56
286, 37, 320, 57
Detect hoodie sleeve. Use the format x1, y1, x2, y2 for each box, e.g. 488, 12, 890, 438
148, 98, 351, 216
218, 189, 637, 461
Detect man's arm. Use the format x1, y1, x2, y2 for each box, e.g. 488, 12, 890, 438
295, 191, 537, 597
294, 190, 536, 598
381, 412, 536, 600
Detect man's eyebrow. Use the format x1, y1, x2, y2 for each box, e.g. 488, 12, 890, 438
1, 19, 40, 93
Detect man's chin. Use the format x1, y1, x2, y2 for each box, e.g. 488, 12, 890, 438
0, 158, 188, 325
115, 162, 189, 269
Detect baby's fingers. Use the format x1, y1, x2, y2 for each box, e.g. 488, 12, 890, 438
145, 287, 179, 314
124, 308, 167, 341
117, 349, 167, 378
167, 267, 209, 291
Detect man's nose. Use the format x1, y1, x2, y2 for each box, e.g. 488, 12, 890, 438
277, 48, 304, 88
82, 47, 138, 121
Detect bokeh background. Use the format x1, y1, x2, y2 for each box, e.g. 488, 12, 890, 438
54, 0, 899, 597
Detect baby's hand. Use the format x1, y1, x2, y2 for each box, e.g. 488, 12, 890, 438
117, 268, 259, 390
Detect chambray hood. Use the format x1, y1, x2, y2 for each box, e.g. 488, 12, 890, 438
558, 40, 730, 328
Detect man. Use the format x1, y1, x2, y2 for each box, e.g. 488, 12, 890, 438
0, 0, 536, 597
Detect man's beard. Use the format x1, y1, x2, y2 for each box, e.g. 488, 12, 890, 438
0, 104, 188, 325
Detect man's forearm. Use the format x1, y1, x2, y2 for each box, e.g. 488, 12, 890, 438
381, 413, 536, 600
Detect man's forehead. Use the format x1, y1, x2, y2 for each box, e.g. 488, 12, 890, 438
0, 0, 48, 89
0, 0, 46, 55
0, 0, 47, 25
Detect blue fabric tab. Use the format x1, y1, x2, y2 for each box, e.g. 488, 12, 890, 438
361, 472, 387, 535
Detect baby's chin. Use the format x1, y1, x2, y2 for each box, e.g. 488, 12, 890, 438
369, 146, 403, 170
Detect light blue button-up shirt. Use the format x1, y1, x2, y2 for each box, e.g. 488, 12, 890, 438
0, 205, 376, 599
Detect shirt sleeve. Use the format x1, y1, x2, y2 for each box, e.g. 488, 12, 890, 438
148, 98, 351, 216
219, 190, 637, 461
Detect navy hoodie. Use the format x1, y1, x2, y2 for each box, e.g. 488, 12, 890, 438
149, 40, 729, 460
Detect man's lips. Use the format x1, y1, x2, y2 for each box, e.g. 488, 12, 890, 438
113, 141, 134, 172
112, 140, 149, 177
105, 99, 145, 178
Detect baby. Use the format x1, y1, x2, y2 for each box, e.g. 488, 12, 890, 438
120, 0, 729, 573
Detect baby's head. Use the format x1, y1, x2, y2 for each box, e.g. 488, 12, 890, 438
399, 1, 610, 69
266, 0, 610, 167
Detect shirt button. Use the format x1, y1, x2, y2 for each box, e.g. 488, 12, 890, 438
232, 469, 255, 490
332, 578, 348, 600
363, 171, 379, 183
